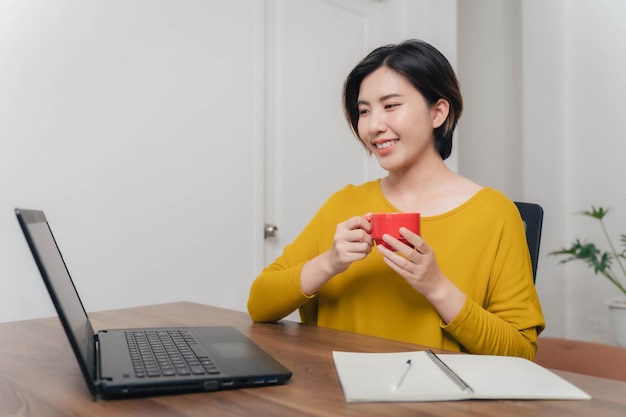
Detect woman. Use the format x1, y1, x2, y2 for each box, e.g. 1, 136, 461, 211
248, 39, 544, 360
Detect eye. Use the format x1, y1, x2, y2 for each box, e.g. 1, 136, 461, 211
384, 103, 401, 110
358, 108, 370, 116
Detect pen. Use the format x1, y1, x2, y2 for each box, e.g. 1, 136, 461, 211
392, 359, 412, 391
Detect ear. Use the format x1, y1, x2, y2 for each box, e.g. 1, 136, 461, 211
431, 99, 450, 129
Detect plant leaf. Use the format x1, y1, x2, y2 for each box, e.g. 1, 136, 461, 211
581, 206, 609, 220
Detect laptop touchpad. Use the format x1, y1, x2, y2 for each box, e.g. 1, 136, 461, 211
213, 342, 260, 358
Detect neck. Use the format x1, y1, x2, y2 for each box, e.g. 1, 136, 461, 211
380, 159, 476, 215
382, 157, 454, 193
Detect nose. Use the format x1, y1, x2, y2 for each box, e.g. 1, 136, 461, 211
362, 109, 387, 139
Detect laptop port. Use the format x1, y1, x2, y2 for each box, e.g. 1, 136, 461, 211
204, 381, 219, 391
220, 380, 234, 387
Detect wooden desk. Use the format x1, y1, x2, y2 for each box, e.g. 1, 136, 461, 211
1, 302, 624, 417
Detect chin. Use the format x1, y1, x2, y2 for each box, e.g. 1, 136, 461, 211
374, 156, 401, 172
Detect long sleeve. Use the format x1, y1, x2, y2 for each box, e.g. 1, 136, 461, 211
247, 203, 326, 323
247, 262, 309, 323
440, 198, 544, 359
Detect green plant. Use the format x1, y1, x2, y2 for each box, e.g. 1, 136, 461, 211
549, 206, 626, 297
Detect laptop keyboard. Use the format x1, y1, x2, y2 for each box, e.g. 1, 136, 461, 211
125, 329, 220, 378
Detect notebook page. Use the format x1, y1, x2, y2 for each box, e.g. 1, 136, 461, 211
438, 354, 591, 400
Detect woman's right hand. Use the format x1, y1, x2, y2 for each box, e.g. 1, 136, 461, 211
327, 215, 374, 275
300, 215, 373, 296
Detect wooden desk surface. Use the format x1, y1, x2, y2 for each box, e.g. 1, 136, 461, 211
1, 302, 624, 417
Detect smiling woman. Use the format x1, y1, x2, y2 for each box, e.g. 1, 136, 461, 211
248, 39, 544, 361
344, 40, 463, 162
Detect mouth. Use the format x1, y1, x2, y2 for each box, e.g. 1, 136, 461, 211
374, 139, 399, 150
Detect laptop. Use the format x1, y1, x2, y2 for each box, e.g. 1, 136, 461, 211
15, 208, 292, 399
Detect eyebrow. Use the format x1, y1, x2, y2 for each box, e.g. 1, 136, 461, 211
357, 93, 404, 106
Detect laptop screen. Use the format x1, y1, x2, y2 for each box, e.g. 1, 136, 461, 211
16, 209, 97, 388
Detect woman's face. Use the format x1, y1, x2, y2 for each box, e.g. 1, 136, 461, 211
356, 66, 447, 173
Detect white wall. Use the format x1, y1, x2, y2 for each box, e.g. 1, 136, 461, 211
457, 1, 523, 198
0, 0, 265, 321
560, 0, 626, 342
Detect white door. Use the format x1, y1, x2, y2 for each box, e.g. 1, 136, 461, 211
263, 0, 389, 320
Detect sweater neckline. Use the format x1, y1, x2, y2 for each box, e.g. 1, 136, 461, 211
372, 179, 490, 220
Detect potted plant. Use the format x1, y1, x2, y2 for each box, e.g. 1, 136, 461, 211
549, 206, 626, 347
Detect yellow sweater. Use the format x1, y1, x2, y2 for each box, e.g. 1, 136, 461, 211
248, 181, 545, 359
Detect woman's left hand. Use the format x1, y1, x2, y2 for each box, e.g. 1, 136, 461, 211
376, 227, 467, 324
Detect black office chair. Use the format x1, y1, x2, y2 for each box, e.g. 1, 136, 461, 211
514, 202, 544, 283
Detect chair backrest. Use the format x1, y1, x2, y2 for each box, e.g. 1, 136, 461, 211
514, 202, 544, 283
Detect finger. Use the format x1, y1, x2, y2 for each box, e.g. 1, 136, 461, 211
380, 252, 413, 280
342, 232, 373, 249
344, 228, 373, 245
399, 227, 426, 253
362, 212, 373, 225
360, 214, 373, 233
376, 242, 416, 274
343, 215, 372, 232
359, 241, 373, 254
380, 233, 415, 257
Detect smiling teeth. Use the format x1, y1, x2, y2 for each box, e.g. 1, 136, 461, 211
376, 140, 398, 149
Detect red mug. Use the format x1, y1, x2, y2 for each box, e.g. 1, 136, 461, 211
365, 212, 421, 250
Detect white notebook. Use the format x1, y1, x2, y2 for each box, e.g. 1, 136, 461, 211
333, 350, 591, 402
